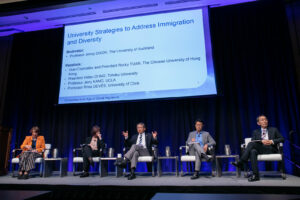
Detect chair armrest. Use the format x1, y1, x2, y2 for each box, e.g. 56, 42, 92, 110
241, 144, 246, 151
12, 148, 22, 158
240, 143, 247, 155
122, 147, 127, 156
278, 142, 283, 154
73, 148, 82, 157
41, 149, 45, 157
99, 144, 107, 157
179, 145, 188, 157
152, 145, 158, 158
207, 145, 215, 157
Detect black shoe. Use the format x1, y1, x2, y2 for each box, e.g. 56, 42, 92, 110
190, 172, 199, 180
23, 174, 29, 180
120, 160, 129, 168
80, 172, 89, 178
17, 173, 23, 180
124, 173, 131, 177
114, 158, 128, 168
248, 174, 260, 182
114, 158, 122, 166
116, 158, 129, 168
202, 154, 212, 162
231, 161, 243, 169
127, 173, 136, 180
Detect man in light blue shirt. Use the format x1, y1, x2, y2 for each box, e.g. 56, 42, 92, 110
186, 119, 216, 179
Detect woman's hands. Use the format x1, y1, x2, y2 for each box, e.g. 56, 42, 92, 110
96, 132, 102, 140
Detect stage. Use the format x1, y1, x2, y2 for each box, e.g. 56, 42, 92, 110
0, 172, 299, 199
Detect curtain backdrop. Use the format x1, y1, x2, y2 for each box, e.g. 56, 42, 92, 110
2, 1, 300, 175
0, 36, 13, 125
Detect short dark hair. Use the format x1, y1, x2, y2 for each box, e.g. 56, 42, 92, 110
195, 119, 204, 125
30, 126, 40, 135
256, 114, 267, 122
91, 125, 100, 136
137, 122, 146, 128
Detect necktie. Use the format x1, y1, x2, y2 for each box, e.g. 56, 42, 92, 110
262, 130, 266, 140
138, 134, 143, 145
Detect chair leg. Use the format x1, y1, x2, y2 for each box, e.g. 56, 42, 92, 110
99, 161, 102, 177
280, 159, 286, 180
152, 162, 155, 177
189, 161, 193, 173
180, 161, 184, 177
211, 160, 215, 177
11, 164, 15, 177
40, 162, 43, 177
73, 163, 76, 176
243, 162, 250, 178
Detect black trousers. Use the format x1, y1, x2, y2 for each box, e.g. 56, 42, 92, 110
82, 145, 100, 172
240, 142, 276, 176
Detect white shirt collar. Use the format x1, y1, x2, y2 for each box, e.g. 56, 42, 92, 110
261, 128, 268, 132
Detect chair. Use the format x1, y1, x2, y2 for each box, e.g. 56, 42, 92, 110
11, 144, 52, 177
72, 144, 106, 176
122, 145, 158, 177
241, 138, 286, 179
179, 144, 216, 177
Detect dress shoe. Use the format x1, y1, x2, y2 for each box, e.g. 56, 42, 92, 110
128, 168, 136, 180
17, 173, 23, 180
248, 174, 260, 182
127, 173, 136, 180
120, 160, 129, 168
115, 158, 127, 166
114, 158, 122, 166
116, 158, 129, 168
231, 161, 243, 169
23, 173, 29, 180
124, 173, 131, 177
202, 154, 212, 162
190, 171, 199, 180
80, 172, 89, 178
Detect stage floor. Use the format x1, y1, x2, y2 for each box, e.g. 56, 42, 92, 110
0, 172, 299, 189
0, 172, 299, 199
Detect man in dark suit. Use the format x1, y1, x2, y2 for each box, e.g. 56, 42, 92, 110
231, 115, 284, 182
80, 125, 105, 178
115, 122, 158, 180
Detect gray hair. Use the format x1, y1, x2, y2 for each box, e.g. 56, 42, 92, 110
137, 122, 146, 128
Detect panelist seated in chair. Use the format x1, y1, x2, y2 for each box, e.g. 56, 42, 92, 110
115, 122, 158, 180
80, 125, 105, 178
18, 126, 45, 179
186, 119, 216, 180
231, 115, 284, 182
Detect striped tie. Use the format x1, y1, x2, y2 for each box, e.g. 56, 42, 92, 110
138, 134, 143, 145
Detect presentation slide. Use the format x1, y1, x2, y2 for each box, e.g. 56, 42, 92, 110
58, 8, 217, 104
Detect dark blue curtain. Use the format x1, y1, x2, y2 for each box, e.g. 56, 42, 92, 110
2, 1, 300, 175
0, 36, 13, 125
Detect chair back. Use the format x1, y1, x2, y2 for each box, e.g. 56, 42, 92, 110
45, 144, 51, 149
245, 138, 251, 147
44, 143, 51, 158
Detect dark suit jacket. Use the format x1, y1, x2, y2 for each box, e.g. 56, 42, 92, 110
124, 133, 158, 154
85, 136, 106, 151
251, 127, 284, 152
